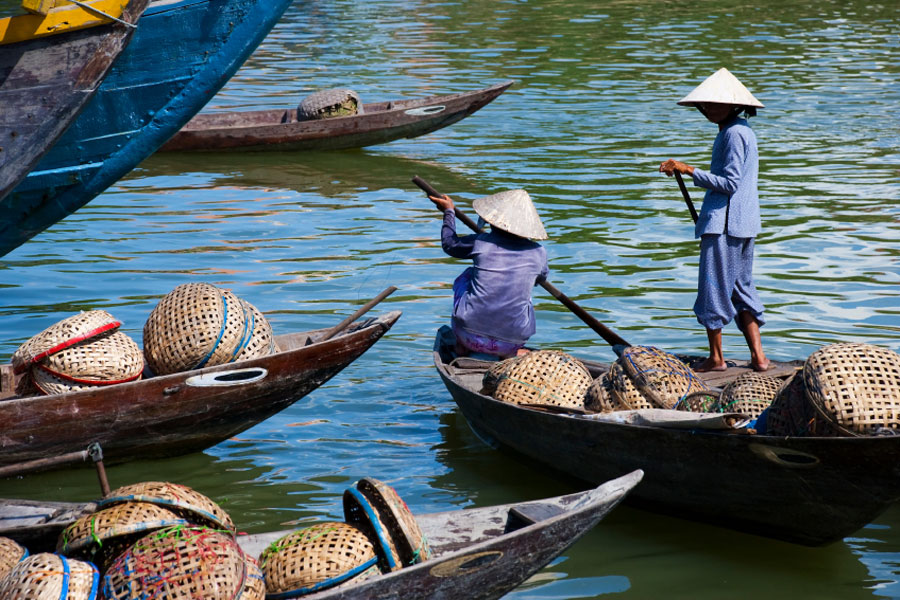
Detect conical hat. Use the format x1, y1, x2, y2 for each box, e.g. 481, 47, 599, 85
472, 189, 547, 240
678, 68, 764, 109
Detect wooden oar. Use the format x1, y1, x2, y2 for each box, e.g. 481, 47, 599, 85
412, 176, 630, 350
0, 442, 110, 495
321, 286, 398, 341
673, 171, 699, 224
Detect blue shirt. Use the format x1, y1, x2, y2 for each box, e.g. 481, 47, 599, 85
692, 117, 761, 239
441, 210, 549, 345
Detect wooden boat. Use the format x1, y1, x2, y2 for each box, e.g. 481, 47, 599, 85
159, 81, 515, 153
0, 0, 149, 202
0, 471, 643, 600
433, 326, 900, 546
0, 0, 295, 257
0, 311, 401, 469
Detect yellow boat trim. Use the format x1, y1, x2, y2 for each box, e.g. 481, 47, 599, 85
0, 0, 129, 46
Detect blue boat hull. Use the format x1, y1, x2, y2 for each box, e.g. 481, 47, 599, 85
0, 0, 294, 257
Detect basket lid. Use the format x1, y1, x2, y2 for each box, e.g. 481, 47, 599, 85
98, 481, 234, 532
342, 487, 401, 572
101, 526, 247, 600
493, 350, 591, 409
0, 553, 98, 600
356, 478, 431, 565
57, 502, 189, 555
259, 522, 379, 597
31, 330, 144, 396
12, 310, 120, 375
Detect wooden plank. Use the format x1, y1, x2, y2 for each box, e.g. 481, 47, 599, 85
0, 0, 129, 45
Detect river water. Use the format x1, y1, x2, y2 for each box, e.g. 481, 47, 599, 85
2, 0, 899, 597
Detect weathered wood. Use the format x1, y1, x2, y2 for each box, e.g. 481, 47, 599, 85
433, 326, 900, 546
159, 81, 514, 153
0, 0, 147, 202
0, 311, 401, 470
1, 471, 642, 600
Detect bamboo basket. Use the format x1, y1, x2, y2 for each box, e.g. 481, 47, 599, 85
343, 487, 401, 572
0, 536, 28, 582
717, 372, 782, 418
239, 555, 265, 600
0, 553, 98, 600
11, 310, 119, 375
357, 478, 431, 567
493, 350, 591, 410
480, 356, 522, 396
259, 522, 380, 597
98, 481, 234, 532
31, 330, 143, 395
766, 372, 847, 437
608, 360, 655, 410
101, 526, 248, 600
618, 345, 709, 409
584, 372, 615, 413
234, 299, 279, 362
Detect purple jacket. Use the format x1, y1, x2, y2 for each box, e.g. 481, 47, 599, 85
442, 210, 549, 345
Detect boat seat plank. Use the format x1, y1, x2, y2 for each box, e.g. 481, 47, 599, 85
505, 503, 564, 532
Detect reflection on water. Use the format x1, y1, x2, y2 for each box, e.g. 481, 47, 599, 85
1, 0, 899, 598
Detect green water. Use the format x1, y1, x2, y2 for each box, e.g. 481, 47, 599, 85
1, 0, 899, 597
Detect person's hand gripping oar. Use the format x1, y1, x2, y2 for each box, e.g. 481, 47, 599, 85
659, 160, 699, 224
412, 175, 631, 354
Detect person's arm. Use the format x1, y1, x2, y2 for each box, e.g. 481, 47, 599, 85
691, 130, 748, 195
536, 249, 549, 285
430, 194, 476, 258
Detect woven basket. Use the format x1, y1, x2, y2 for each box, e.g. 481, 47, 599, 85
234, 300, 279, 362
675, 390, 721, 413
0, 553, 98, 599
618, 345, 709, 409
717, 372, 782, 418
356, 478, 430, 566
608, 360, 655, 410
11, 310, 120, 375
99, 481, 234, 533
343, 487, 401, 572
57, 502, 189, 570
143, 283, 248, 375
481, 356, 522, 396
101, 526, 247, 600
30, 330, 144, 396
766, 372, 847, 437
493, 350, 591, 409
0, 537, 28, 581
259, 522, 380, 597
584, 373, 615, 413
297, 89, 362, 121
239, 555, 265, 600
803, 343, 900, 435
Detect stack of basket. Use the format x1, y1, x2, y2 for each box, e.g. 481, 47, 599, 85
767, 343, 900, 437
484, 350, 593, 411
260, 477, 429, 597
297, 88, 363, 121
11, 310, 143, 396
584, 345, 709, 413
142, 282, 277, 375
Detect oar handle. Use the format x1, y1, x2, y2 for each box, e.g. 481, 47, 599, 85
413, 176, 631, 349
321, 286, 398, 341
674, 171, 699, 224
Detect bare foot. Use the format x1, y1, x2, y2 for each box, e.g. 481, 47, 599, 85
516, 348, 530, 357
752, 359, 771, 372
693, 357, 728, 372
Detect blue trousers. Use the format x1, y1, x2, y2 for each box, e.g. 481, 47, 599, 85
694, 234, 766, 331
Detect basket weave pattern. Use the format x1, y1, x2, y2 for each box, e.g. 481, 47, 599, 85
234, 300, 279, 362
239, 555, 265, 600
803, 343, 900, 435
717, 372, 781, 418
343, 488, 401, 572
0, 536, 27, 581
32, 330, 144, 395
619, 346, 708, 409
99, 481, 235, 532
766, 373, 846, 437
260, 522, 378, 596
298, 89, 362, 121
608, 360, 655, 410
357, 478, 431, 566
0, 553, 97, 599
480, 356, 522, 396
494, 350, 591, 409
584, 373, 615, 413
101, 526, 247, 600
11, 310, 119, 375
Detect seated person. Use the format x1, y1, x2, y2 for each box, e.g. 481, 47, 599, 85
429, 189, 549, 359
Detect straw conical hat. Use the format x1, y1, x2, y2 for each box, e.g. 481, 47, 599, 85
678, 68, 764, 109
472, 189, 547, 240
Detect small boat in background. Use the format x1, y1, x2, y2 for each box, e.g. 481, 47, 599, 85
0, 0, 149, 201
160, 81, 515, 153
0, 311, 401, 470
433, 326, 900, 546
0, 471, 642, 600
0, 0, 295, 258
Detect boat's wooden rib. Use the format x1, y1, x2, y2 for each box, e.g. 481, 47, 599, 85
0, 311, 401, 470
0, 0, 295, 257
159, 81, 514, 153
0, 0, 149, 202
0, 471, 642, 600
433, 326, 900, 546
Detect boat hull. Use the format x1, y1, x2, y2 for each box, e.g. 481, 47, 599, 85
434, 328, 900, 546
160, 81, 514, 152
0, 312, 401, 468
0, 0, 294, 257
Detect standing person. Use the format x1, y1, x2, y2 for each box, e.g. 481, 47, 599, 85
429, 189, 549, 359
659, 67, 770, 372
